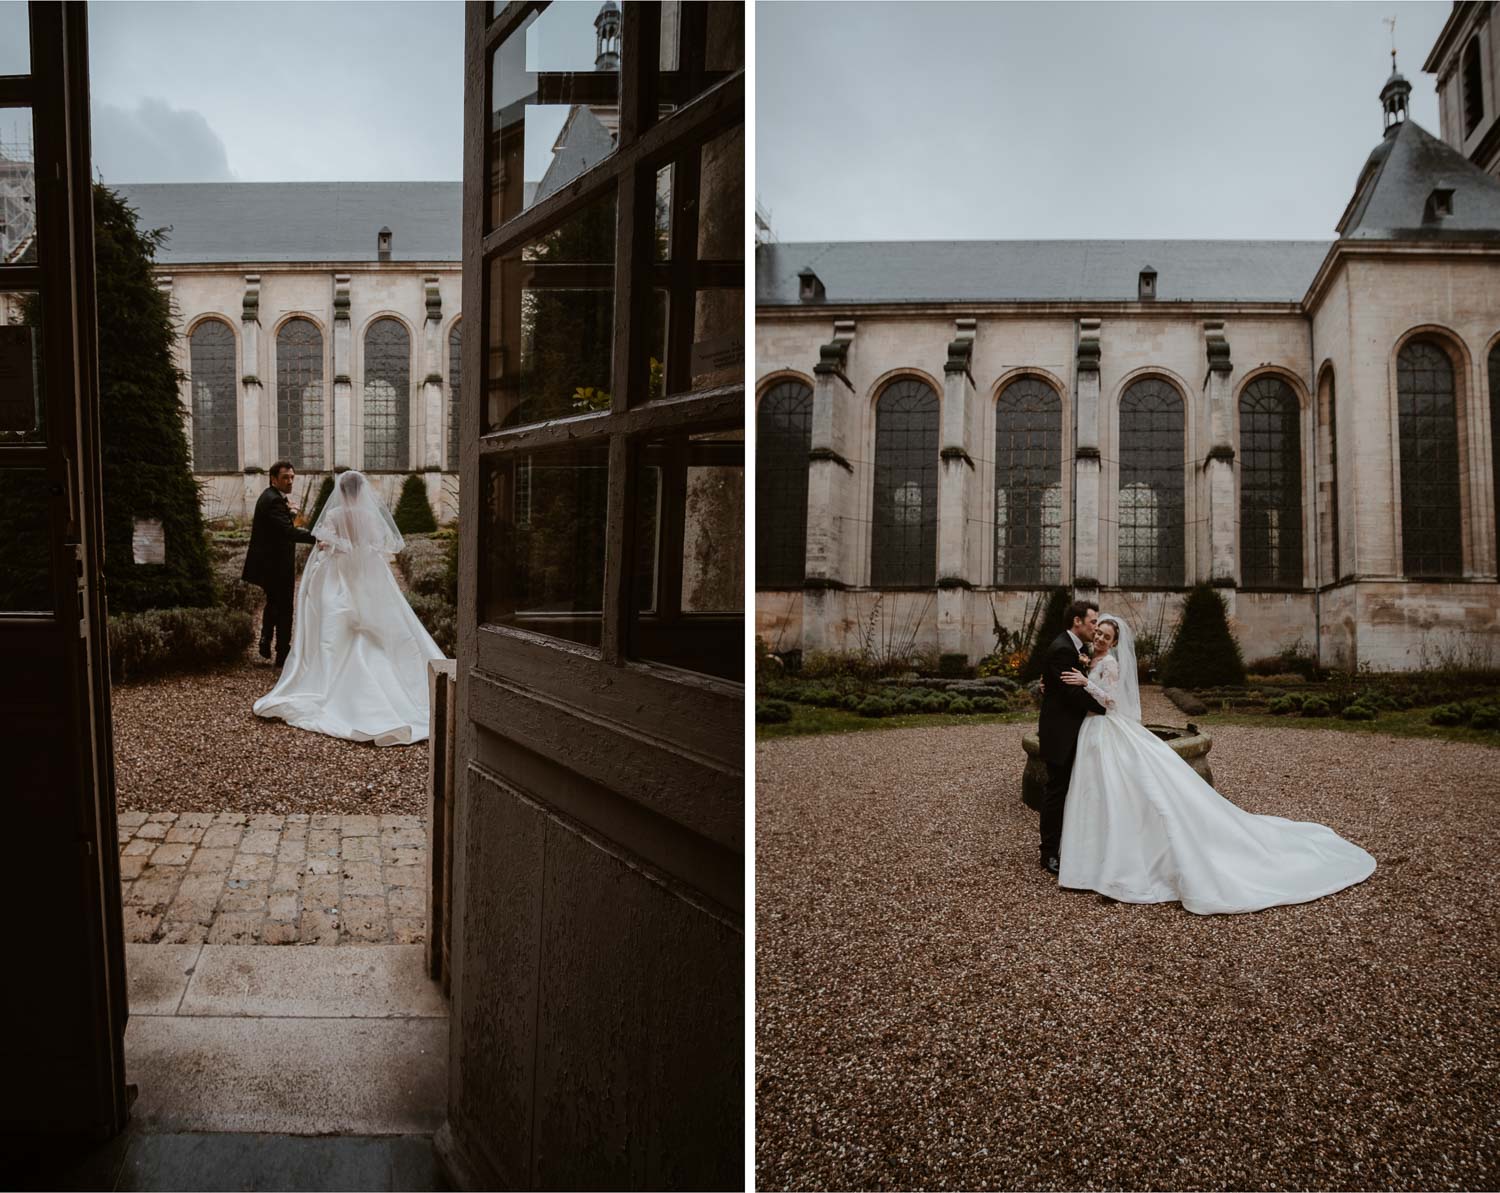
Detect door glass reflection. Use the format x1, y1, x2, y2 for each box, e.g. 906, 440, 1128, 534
481, 443, 609, 649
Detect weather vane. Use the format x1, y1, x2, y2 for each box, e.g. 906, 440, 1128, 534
1383, 14, 1397, 68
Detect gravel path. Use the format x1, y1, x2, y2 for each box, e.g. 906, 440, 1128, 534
112, 644, 429, 818
755, 699, 1500, 1190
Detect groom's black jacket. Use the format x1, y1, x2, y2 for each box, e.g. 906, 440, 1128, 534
1037, 631, 1108, 767
242, 485, 316, 589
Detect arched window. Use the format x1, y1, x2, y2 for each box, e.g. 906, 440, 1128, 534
275, 318, 324, 470
755, 378, 813, 588
447, 322, 462, 472
1397, 340, 1462, 576
189, 319, 237, 472
1318, 369, 1341, 582
994, 377, 1062, 585
871, 378, 938, 587
1464, 36, 1484, 137
1490, 342, 1500, 572
363, 318, 410, 471
1118, 378, 1184, 587
1240, 377, 1303, 588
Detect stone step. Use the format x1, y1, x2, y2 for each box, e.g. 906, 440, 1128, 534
127, 943, 447, 1019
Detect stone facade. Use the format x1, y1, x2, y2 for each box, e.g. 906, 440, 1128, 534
756, 65, 1500, 673
160, 261, 462, 523
1427, 0, 1500, 179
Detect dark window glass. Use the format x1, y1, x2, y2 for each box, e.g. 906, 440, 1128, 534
755, 380, 812, 588
630, 429, 743, 681
658, 2, 744, 111
994, 377, 1062, 585
486, 2, 620, 231
1321, 371, 1340, 581
276, 318, 323, 471
189, 319, 237, 472
1397, 340, 1463, 577
363, 319, 410, 472
447, 322, 462, 472
0, 291, 44, 443
1239, 377, 1303, 588
1118, 378, 1185, 587
480, 442, 608, 649
1492, 345, 1500, 569
0, 468, 51, 612
485, 190, 616, 432
871, 378, 938, 588
1464, 36, 1484, 137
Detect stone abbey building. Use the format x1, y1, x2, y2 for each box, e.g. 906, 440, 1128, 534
756, 35, 1500, 673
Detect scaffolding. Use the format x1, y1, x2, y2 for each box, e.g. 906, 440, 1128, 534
0, 132, 36, 266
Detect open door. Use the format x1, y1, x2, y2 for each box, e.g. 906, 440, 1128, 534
438, 2, 744, 1187
0, 2, 128, 1142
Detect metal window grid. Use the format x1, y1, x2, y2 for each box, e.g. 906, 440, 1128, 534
276, 318, 323, 470
871, 378, 939, 588
189, 320, 236, 471
363, 318, 410, 472
1239, 377, 1302, 587
1397, 340, 1463, 577
1118, 378, 1185, 587
754, 380, 811, 587
994, 377, 1062, 585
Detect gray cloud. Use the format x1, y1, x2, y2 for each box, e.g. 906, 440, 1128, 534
92, 97, 237, 184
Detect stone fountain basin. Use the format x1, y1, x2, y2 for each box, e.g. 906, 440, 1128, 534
1020, 724, 1214, 810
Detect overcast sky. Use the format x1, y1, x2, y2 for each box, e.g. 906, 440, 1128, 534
756, 1, 1455, 242
85, 0, 464, 184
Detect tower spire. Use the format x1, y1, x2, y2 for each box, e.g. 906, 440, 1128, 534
1379, 17, 1410, 136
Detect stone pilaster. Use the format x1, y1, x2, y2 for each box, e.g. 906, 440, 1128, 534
937, 317, 977, 658
802, 319, 855, 654
240, 275, 264, 471
332, 273, 353, 469
421, 276, 444, 470
1203, 319, 1236, 588
1072, 317, 1102, 590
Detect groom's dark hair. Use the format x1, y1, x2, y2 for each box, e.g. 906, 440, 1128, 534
269, 460, 294, 479
1064, 598, 1099, 628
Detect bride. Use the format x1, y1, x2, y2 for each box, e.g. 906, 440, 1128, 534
1055, 615, 1375, 914
253, 469, 447, 746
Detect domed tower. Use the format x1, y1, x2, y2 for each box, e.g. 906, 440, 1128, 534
594, 0, 620, 72
1379, 51, 1410, 135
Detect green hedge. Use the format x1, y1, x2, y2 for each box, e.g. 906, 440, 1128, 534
109, 606, 255, 683
1159, 585, 1246, 689
405, 591, 456, 657
393, 474, 438, 535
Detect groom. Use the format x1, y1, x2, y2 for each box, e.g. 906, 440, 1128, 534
242, 460, 317, 667
1036, 598, 1109, 876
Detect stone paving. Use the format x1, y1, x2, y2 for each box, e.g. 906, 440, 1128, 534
117, 811, 428, 946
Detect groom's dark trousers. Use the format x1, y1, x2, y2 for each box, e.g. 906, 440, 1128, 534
1036, 632, 1108, 863
242, 484, 316, 663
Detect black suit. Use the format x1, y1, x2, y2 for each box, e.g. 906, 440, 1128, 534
1036, 630, 1108, 863
242, 485, 316, 663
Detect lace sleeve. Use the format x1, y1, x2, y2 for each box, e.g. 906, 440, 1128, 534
1084, 655, 1119, 710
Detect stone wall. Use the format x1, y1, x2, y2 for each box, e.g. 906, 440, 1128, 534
161, 262, 462, 524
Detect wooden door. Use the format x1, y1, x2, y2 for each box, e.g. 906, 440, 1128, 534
0, 2, 128, 1140
439, 2, 744, 1187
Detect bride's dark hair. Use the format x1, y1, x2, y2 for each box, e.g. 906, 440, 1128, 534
338, 471, 364, 499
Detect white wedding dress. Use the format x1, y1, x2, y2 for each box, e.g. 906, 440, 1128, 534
1057, 617, 1376, 915
253, 471, 446, 746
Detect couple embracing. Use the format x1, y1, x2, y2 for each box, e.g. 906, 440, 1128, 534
1035, 600, 1375, 915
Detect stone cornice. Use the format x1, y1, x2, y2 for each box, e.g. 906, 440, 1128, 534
1422, 0, 1486, 75
150, 261, 461, 276
1301, 239, 1500, 314
758, 299, 1306, 321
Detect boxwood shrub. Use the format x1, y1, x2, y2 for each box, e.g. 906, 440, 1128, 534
1300, 696, 1331, 718
756, 700, 794, 724
109, 606, 255, 683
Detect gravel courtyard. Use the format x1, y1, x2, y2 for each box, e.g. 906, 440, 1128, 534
755, 697, 1500, 1191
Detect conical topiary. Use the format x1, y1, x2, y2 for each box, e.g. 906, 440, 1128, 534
309, 474, 335, 529
1019, 587, 1073, 681
393, 473, 437, 534
1159, 584, 1246, 690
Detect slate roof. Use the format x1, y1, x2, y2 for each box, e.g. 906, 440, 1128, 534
1336, 117, 1500, 241
113, 182, 462, 264
756, 239, 1334, 306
